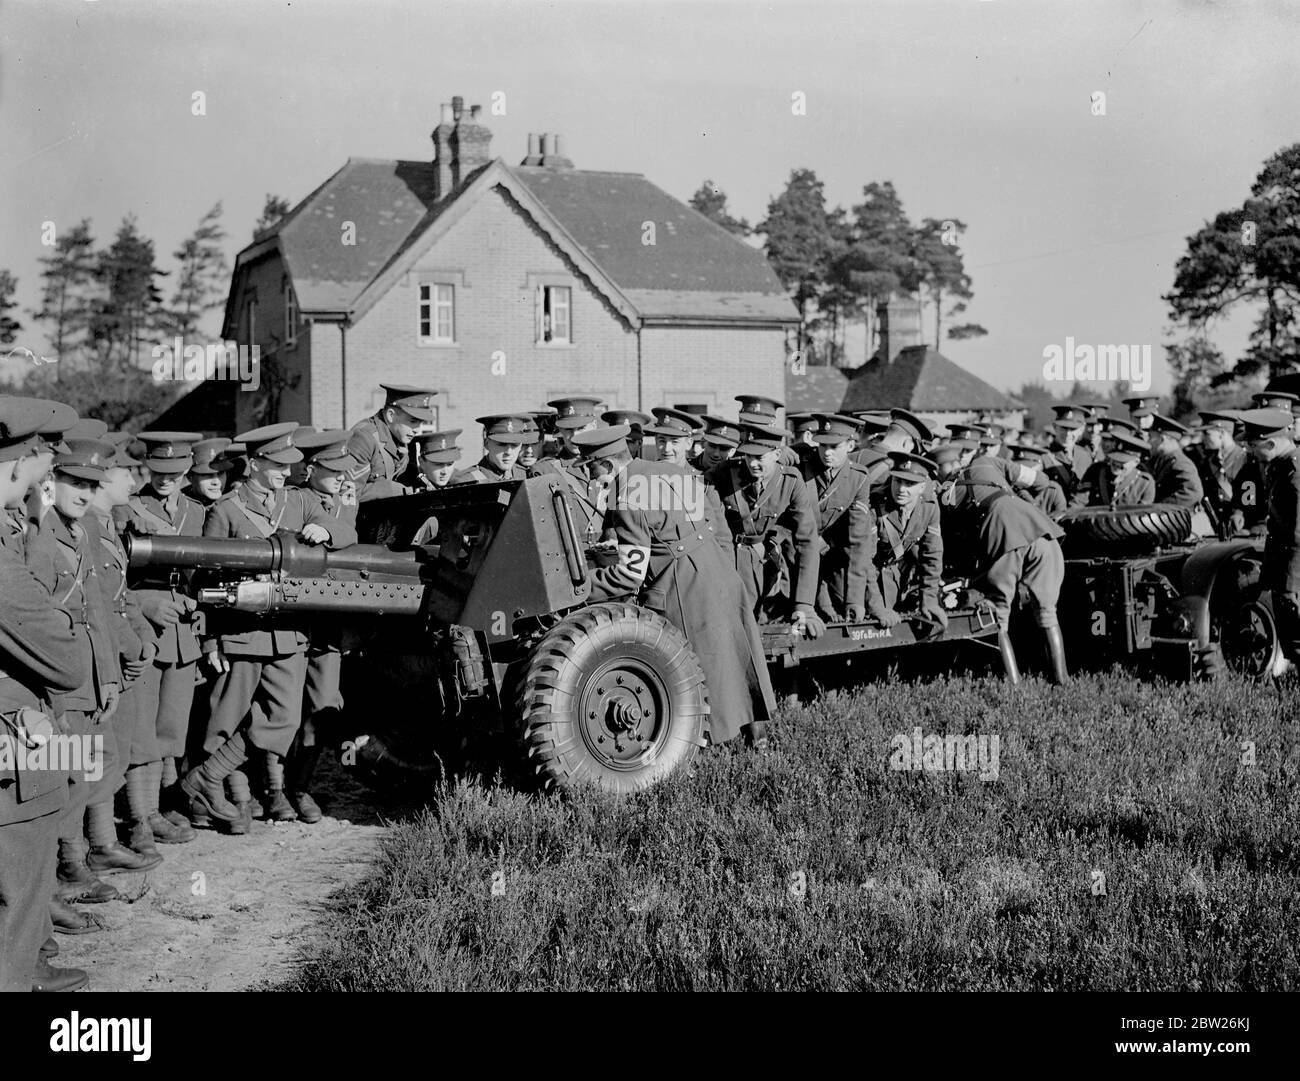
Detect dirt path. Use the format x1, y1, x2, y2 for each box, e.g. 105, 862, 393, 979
54, 759, 420, 992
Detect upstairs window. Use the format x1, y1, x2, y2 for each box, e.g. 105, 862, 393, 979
419, 283, 455, 344
283, 281, 297, 346
538, 285, 571, 344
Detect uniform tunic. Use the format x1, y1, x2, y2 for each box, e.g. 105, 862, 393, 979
125, 486, 206, 760
587, 458, 775, 745
530, 456, 605, 545
453, 457, 528, 485
799, 458, 881, 618
873, 494, 944, 612
346, 414, 412, 502
201, 483, 351, 757
1147, 447, 1204, 508
1193, 444, 1247, 533
1071, 462, 1157, 507
0, 515, 87, 992
709, 459, 821, 621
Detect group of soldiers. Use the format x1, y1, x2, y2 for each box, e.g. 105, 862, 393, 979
5, 378, 1300, 994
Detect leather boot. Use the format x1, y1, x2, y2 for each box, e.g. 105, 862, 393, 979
263, 752, 297, 822
181, 734, 246, 823
1043, 625, 1069, 684
57, 840, 120, 903
87, 841, 163, 872
147, 759, 195, 842
997, 629, 1021, 685
123, 764, 161, 858
50, 897, 102, 935
32, 956, 89, 993
287, 745, 323, 823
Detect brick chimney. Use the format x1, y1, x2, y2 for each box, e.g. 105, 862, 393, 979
876, 294, 924, 364
450, 101, 493, 187
542, 133, 574, 169
431, 102, 454, 199
520, 132, 543, 166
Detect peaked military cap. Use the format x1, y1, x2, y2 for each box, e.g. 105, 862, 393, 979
735, 422, 788, 455
700, 415, 741, 447
1123, 395, 1162, 416
646, 407, 704, 438
190, 437, 233, 475
928, 441, 970, 465
1251, 390, 1299, 411
1146, 414, 1188, 436
414, 428, 463, 464
55, 438, 115, 483
786, 411, 821, 435
0, 395, 55, 461
602, 409, 652, 430
477, 413, 535, 444
888, 408, 934, 445
1006, 442, 1048, 461
381, 384, 437, 423
852, 411, 893, 433
1051, 404, 1091, 426
572, 424, 631, 460
547, 396, 603, 430
1098, 416, 1140, 435
31, 399, 79, 448
236, 421, 303, 464
945, 421, 990, 441
1198, 410, 1239, 433
296, 428, 357, 470
138, 430, 203, 473
1105, 428, 1149, 458
810, 413, 863, 445
65, 418, 109, 442
888, 451, 938, 483
735, 395, 783, 425
1238, 408, 1294, 441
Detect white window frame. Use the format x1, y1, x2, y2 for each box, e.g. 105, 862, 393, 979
283, 280, 297, 346
418, 282, 456, 345
537, 284, 572, 345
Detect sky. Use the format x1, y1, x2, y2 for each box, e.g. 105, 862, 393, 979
3, 0, 1297, 396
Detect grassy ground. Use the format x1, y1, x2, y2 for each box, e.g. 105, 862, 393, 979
279, 671, 1300, 991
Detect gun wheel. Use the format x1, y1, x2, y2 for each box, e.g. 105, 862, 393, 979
517, 603, 708, 794
1217, 590, 1289, 679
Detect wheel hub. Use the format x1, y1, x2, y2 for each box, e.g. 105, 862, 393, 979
579, 662, 667, 769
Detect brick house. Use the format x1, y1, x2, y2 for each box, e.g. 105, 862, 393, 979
214, 97, 797, 457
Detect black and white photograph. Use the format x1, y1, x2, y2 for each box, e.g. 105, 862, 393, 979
1, 0, 1296, 1039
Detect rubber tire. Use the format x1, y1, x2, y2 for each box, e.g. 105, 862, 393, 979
1058, 503, 1193, 554
517, 603, 708, 794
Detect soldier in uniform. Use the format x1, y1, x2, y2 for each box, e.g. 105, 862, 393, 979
456, 414, 534, 485
785, 413, 821, 467
1046, 404, 1095, 498
572, 425, 777, 747
185, 438, 233, 507
28, 439, 144, 908
1240, 408, 1300, 669
536, 396, 603, 465
873, 452, 946, 627
798, 414, 887, 624
346, 384, 437, 502
411, 429, 462, 490
84, 436, 170, 862
1005, 443, 1068, 515
187, 422, 353, 830
1194, 411, 1247, 537
1123, 394, 1161, 433
285, 430, 361, 823
1072, 429, 1156, 506
645, 407, 704, 469
602, 409, 652, 460
709, 422, 822, 634
734, 394, 784, 428
0, 396, 92, 991
124, 432, 206, 841
1145, 415, 1205, 508
940, 463, 1068, 683
691, 415, 740, 475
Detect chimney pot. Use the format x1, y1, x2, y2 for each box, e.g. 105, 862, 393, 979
539, 133, 555, 158
452, 95, 464, 120
470, 104, 481, 120
521, 132, 543, 167
440, 103, 453, 125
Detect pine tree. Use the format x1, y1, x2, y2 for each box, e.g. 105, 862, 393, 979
254, 194, 292, 238
90, 215, 166, 372
168, 202, 228, 340
688, 180, 751, 237
34, 219, 97, 378
758, 169, 837, 359
0, 270, 20, 346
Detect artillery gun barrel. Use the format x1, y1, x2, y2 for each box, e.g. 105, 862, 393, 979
126, 534, 423, 581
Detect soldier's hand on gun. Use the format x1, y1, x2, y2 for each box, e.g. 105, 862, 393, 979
141, 592, 196, 629
299, 523, 331, 545
868, 603, 904, 627
921, 599, 949, 630
204, 650, 231, 676
791, 608, 826, 639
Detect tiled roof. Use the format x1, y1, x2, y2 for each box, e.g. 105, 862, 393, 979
785, 367, 854, 412
145, 378, 238, 436
234, 158, 797, 327
839, 346, 1019, 413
